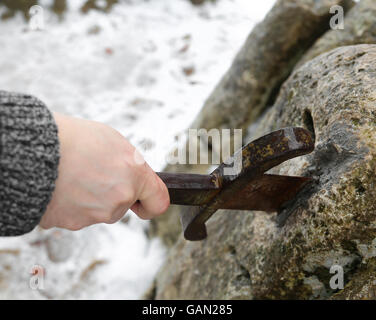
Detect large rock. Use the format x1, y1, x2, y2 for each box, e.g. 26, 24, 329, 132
150, 0, 355, 246
151, 44, 376, 300
297, 0, 376, 68
190, 0, 354, 133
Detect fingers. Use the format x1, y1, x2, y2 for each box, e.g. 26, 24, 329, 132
106, 206, 128, 224
131, 167, 170, 220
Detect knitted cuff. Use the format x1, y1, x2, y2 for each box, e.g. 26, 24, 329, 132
0, 91, 60, 236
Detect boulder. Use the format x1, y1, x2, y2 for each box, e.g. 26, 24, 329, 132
151, 44, 376, 300
190, 0, 354, 134
150, 0, 355, 246
297, 0, 376, 68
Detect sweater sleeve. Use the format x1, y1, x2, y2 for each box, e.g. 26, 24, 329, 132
0, 90, 60, 236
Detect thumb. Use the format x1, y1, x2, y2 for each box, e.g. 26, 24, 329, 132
131, 167, 170, 220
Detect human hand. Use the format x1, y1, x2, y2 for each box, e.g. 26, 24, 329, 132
39, 112, 170, 231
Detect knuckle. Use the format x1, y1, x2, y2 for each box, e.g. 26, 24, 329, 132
122, 190, 136, 205
106, 213, 120, 224
87, 209, 113, 225
104, 214, 114, 224
110, 184, 136, 206
121, 138, 134, 153
66, 223, 83, 231
137, 213, 150, 221
98, 211, 114, 224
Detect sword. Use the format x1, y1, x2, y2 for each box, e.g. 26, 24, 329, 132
157, 127, 314, 241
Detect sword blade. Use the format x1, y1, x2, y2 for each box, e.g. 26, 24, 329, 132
157, 172, 311, 211
219, 174, 311, 211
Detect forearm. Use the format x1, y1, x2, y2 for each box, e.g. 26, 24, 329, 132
0, 90, 60, 236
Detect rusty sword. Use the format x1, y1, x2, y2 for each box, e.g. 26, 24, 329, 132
157, 127, 314, 241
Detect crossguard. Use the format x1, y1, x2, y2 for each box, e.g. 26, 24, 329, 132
158, 127, 314, 241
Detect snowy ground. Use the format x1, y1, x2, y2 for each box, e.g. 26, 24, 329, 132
0, 0, 275, 299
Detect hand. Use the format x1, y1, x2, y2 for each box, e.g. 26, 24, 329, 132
39, 112, 170, 231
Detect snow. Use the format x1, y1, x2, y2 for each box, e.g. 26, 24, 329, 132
0, 0, 275, 299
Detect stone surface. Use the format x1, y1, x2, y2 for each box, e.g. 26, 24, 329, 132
190, 0, 354, 133
152, 44, 376, 300
297, 0, 376, 69
150, 0, 355, 247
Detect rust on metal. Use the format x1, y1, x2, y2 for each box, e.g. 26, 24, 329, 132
157, 127, 314, 241
156, 172, 220, 206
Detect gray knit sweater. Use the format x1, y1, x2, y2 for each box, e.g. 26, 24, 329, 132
0, 90, 60, 236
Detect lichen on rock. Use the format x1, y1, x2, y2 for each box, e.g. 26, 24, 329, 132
150, 0, 356, 247
152, 44, 376, 300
